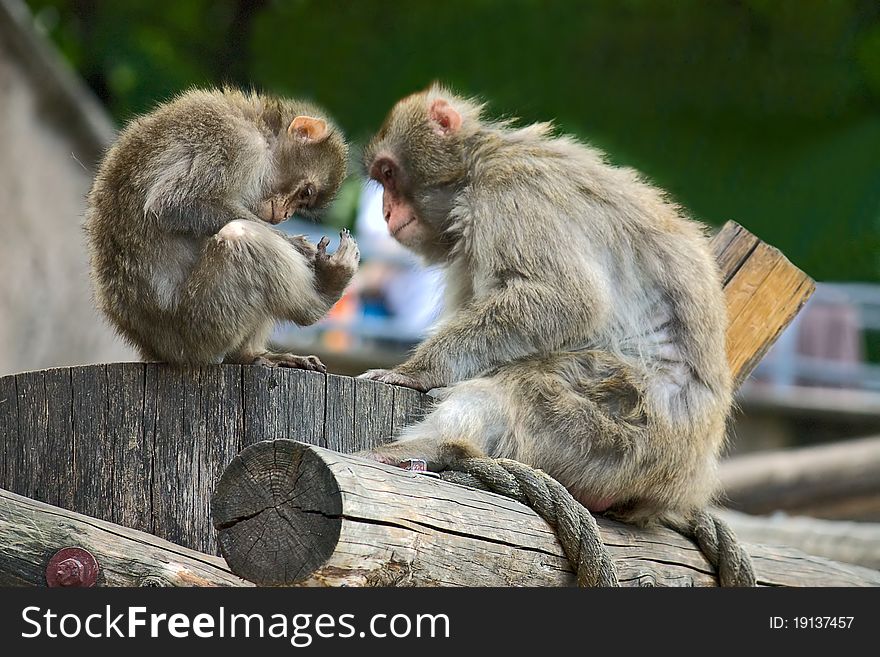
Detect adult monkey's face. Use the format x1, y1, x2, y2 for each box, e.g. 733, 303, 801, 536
364, 85, 470, 259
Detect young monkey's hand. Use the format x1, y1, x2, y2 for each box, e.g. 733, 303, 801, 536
358, 368, 440, 393
314, 229, 360, 297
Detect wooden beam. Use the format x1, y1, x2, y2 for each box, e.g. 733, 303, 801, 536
737, 385, 880, 423
709, 221, 815, 385
0, 487, 250, 586
212, 440, 880, 587
718, 508, 880, 571
720, 435, 880, 519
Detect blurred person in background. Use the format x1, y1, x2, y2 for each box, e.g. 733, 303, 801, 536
354, 182, 443, 338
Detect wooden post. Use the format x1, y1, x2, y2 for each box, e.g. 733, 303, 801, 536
207, 221, 824, 586
0, 364, 431, 555
211, 440, 880, 587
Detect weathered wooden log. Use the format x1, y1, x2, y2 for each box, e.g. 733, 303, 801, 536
718, 508, 880, 571
212, 440, 880, 587
720, 435, 880, 520
0, 487, 249, 586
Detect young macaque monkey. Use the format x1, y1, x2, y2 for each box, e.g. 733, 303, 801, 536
361, 85, 732, 525
86, 88, 359, 369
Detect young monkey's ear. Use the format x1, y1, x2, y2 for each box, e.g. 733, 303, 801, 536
429, 99, 462, 136
288, 116, 329, 142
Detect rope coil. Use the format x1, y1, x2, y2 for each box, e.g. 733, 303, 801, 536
664, 510, 756, 587
438, 457, 755, 587
440, 458, 618, 587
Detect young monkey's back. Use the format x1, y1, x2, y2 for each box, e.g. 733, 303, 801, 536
85, 87, 355, 366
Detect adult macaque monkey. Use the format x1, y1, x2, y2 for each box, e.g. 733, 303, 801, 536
86, 88, 359, 369
361, 85, 732, 525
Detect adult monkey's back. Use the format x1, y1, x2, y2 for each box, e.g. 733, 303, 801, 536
360, 85, 731, 526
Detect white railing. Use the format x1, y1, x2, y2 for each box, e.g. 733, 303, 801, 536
752, 283, 880, 391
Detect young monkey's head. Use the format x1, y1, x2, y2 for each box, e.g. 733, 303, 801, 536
259, 101, 349, 224
364, 84, 481, 258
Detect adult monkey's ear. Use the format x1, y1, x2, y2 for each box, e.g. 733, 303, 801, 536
288, 116, 329, 142
429, 99, 462, 136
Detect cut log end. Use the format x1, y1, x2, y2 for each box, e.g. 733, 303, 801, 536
212, 440, 342, 586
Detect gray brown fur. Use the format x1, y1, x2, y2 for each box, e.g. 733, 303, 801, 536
361, 85, 731, 524
85, 88, 358, 367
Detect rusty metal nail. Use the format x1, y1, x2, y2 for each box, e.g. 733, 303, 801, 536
399, 458, 440, 479
400, 458, 428, 472
46, 547, 99, 587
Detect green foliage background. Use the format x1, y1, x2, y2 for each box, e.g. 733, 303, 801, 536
28, 0, 880, 282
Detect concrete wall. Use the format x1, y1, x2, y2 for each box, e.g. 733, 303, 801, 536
0, 1, 134, 375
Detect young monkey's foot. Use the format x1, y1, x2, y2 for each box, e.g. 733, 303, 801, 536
252, 352, 327, 373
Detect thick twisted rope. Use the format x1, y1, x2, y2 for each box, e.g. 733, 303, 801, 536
438, 457, 618, 586
437, 457, 755, 587
664, 510, 756, 587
